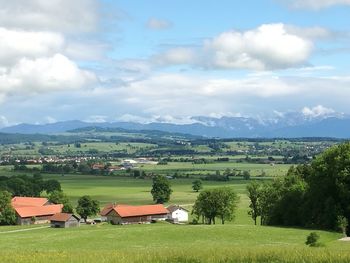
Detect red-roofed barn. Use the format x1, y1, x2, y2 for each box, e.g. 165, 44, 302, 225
101, 204, 169, 224
11, 196, 63, 225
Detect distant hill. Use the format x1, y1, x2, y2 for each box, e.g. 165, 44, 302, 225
2, 115, 350, 138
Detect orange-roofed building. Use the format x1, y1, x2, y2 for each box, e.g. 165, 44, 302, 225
11, 196, 50, 208
103, 204, 169, 225
11, 196, 63, 225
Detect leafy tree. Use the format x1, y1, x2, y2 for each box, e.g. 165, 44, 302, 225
49, 190, 73, 213
76, 195, 100, 222
215, 188, 239, 224
151, 175, 172, 204
246, 181, 261, 225
243, 171, 251, 180
0, 191, 16, 225
303, 143, 350, 232
192, 179, 203, 192
336, 216, 348, 236
6, 177, 28, 196
44, 179, 61, 193
192, 187, 239, 225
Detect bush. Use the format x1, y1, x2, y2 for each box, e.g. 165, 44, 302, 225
305, 232, 324, 247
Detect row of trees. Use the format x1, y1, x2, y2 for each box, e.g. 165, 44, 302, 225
192, 188, 239, 224
246, 142, 350, 235
0, 174, 61, 197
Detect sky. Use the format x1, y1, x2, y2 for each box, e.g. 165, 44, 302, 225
0, 0, 350, 126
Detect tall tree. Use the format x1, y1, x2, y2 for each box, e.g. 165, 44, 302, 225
76, 195, 100, 222
45, 179, 61, 193
0, 191, 16, 225
151, 175, 172, 204
49, 190, 73, 213
246, 181, 261, 225
192, 179, 203, 192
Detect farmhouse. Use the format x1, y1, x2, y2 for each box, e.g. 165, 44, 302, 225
11, 197, 63, 225
102, 203, 169, 224
167, 205, 189, 223
50, 213, 80, 228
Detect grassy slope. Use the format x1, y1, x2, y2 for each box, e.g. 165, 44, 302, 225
0, 223, 347, 263
1, 173, 350, 262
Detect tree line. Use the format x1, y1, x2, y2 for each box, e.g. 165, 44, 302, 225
246, 142, 350, 235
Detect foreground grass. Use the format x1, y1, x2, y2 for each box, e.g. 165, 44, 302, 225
0, 223, 348, 263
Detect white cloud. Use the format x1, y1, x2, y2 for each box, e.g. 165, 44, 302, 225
203, 24, 313, 70
0, 0, 99, 33
117, 73, 300, 116
284, 25, 332, 40
45, 116, 57, 124
0, 27, 64, 65
154, 24, 314, 71
154, 47, 196, 65
0, 54, 96, 98
302, 105, 336, 117
282, 0, 350, 9
146, 18, 172, 30
0, 115, 10, 128
85, 115, 108, 123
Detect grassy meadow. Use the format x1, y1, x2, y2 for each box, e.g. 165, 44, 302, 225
0, 221, 348, 263
1, 172, 350, 262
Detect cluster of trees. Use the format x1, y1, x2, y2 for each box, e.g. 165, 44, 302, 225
0, 174, 61, 197
48, 190, 73, 213
192, 187, 239, 224
246, 142, 350, 234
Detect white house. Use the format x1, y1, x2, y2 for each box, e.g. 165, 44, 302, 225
167, 205, 189, 223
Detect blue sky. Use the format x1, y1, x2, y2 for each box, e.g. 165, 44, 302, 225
0, 0, 349, 126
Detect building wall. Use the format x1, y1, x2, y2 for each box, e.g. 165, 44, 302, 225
51, 217, 79, 228
106, 210, 167, 225
51, 221, 65, 228
65, 217, 80, 227
170, 209, 188, 222
17, 215, 52, 225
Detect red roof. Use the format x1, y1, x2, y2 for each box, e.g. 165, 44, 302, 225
12, 197, 49, 208
100, 203, 114, 216
50, 213, 79, 222
15, 204, 63, 218
107, 204, 169, 218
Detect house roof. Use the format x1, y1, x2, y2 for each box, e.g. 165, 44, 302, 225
107, 204, 169, 218
11, 197, 49, 208
100, 203, 114, 216
50, 213, 79, 222
15, 204, 63, 218
167, 205, 189, 213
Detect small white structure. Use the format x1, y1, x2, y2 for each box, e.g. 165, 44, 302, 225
167, 205, 189, 223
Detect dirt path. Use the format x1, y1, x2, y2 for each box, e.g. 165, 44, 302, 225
0, 226, 49, 234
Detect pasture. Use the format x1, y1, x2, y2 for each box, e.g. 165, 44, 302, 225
1, 173, 350, 262
0, 222, 348, 262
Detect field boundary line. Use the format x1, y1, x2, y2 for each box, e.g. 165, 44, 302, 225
0, 226, 49, 234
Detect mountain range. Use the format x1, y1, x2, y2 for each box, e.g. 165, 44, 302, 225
1, 112, 350, 138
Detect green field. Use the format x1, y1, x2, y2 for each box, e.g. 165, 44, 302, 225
0, 220, 348, 262
1, 173, 350, 262
135, 162, 290, 177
